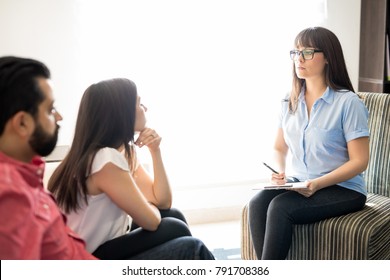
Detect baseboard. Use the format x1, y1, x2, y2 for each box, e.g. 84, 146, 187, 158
183, 205, 243, 225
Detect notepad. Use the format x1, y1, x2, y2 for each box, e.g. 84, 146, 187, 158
252, 181, 308, 190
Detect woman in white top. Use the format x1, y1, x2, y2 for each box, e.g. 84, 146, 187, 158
48, 78, 214, 260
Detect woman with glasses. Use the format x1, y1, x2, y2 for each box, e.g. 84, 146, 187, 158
248, 27, 369, 259
48, 78, 214, 260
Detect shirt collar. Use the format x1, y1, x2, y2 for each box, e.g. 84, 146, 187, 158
0, 151, 45, 188
321, 87, 334, 104
299, 86, 334, 104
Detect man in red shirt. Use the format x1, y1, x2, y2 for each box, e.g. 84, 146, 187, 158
0, 56, 96, 259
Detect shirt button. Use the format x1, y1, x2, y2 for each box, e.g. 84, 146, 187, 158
43, 204, 49, 210
37, 169, 43, 176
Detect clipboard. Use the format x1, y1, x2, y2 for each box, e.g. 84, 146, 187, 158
252, 181, 308, 190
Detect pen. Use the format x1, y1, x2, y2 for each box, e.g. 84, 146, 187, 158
262, 162, 279, 174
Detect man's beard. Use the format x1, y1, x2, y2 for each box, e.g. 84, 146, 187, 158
29, 123, 59, 157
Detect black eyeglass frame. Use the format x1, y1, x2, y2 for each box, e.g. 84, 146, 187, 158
290, 49, 323, 61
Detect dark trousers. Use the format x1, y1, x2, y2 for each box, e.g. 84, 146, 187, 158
130, 208, 188, 231
248, 186, 366, 260
92, 208, 214, 260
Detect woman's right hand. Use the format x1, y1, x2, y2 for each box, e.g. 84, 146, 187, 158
271, 172, 287, 185
135, 128, 161, 151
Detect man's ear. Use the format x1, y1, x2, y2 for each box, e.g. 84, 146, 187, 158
10, 112, 35, 137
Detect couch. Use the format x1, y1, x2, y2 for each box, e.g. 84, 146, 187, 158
240, 91, 390, 260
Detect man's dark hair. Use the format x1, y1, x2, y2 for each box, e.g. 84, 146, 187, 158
0, 56, 51, 135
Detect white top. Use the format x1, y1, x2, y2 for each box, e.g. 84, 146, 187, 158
66, 147, 135, 253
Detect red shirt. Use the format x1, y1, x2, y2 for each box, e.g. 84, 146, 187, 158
0, 152, 97, 259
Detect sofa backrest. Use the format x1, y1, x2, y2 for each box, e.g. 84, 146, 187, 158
358, 92, 390, 197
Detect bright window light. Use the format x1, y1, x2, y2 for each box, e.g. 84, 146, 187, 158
71, 0, 327, 188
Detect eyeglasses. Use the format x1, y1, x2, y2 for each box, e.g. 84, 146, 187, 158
290, 49, 323, 61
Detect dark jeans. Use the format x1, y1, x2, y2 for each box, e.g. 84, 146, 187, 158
128, 236, 215, 260
248, 185, 366, 260
93, 208, 214, 260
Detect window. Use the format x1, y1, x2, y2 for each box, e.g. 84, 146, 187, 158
62, 0, 327, 188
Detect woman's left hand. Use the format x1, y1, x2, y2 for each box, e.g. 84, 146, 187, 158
294, 180, 320, 198
135, 128, 161, 151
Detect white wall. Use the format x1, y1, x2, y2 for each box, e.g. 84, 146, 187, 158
0, 0, 85, 145
323, 0, 361, 91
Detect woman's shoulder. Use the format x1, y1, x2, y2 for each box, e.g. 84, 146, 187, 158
95, 147, 122, 158
332, 90, 362, 105
332, 90, 368, 115
333, 89, 358, 99
91, 147, 130, 175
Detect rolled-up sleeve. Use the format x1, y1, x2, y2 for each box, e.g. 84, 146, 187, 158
343, 96, 370, 142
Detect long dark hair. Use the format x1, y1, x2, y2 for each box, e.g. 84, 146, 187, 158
48, 78, 138, 213
289, 27, 355, 113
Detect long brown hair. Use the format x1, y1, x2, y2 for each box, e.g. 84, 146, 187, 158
48, 78, 138, 213
289, 27, 355, 113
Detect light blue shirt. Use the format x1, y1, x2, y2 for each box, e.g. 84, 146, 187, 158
279, 87, 369, 195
